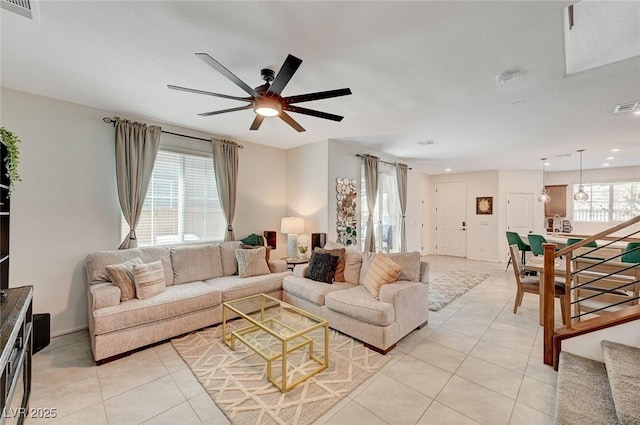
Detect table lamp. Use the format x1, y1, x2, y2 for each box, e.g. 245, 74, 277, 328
281, 217, 304, 258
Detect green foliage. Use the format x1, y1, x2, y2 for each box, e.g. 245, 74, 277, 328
0, 127, 21, 197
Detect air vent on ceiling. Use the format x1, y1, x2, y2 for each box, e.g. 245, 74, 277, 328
613, 101, 640, 114
1, 0, 33, 19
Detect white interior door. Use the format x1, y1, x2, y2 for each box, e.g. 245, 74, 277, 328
436, 181, 467, 257
507, 192, 534, 235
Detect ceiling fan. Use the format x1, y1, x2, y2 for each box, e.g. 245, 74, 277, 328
168, 53, 352, 132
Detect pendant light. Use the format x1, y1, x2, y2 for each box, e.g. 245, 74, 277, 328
574, 149, 589, 202
538, 158, 550, 203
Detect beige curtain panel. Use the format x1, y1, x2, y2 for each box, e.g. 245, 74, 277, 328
363, 154, 379, 252
212, 139, 240, 242
115, 118, 161, 249
396, 163, 408, 252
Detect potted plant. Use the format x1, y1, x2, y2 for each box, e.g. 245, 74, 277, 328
297, 244, 308, 260
0, 127, 22, 197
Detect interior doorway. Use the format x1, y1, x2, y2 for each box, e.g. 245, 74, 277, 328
435, 181, 467, 257
506, 192, 534, 260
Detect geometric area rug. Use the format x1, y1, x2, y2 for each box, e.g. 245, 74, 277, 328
429, 270, 490, 311
171, 312, 391, 425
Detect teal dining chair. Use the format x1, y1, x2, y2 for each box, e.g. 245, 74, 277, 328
506, 231, 531, 269
527, 234, 548, 256
566, 238, 597, 248
622, 242, 640, 263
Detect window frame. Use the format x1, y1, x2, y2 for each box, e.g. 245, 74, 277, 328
571, 179, 640, 223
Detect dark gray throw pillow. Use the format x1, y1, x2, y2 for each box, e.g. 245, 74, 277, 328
304, 251, 339, 284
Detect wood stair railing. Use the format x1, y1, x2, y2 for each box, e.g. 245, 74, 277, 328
542, 215, 640, 368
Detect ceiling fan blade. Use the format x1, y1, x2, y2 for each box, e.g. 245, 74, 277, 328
283, 88, 352, 105
279, 111, 306, 132
284, 105, 344, 122
195, 53, 260, 98
249, 115, 265, 131
167, 85, 253, 102
198, 104, 253, 117
267, 54, 303, 96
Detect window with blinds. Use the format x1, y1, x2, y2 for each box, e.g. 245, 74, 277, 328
121, 150, 225, 246
573, 181, 640, 222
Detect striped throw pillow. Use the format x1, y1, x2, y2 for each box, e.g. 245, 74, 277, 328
105, 257, 143, 301
363, 253, 402, 300
133, 260, 166, 299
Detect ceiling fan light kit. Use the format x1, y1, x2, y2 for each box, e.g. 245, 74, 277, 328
168, 53, 352, 132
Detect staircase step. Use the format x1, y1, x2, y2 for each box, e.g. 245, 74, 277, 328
555, 351, 619, 425
601, 340, 640, 425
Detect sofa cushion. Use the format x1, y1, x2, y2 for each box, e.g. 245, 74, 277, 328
86, 246, 174, 286
314, 247, 346, 282
220, 241, 242, 276
343, 249, 363, 285
236, 247, 270, 278
389, 252, 421, 282
92, 281, 222, 335
206, 272, 288, 302
133, 260, 166, 299
171, 244, 223, 284
105, 257, 143, 301
325, 286, 395, 326
283, 276, 355, 306
305, 251, 339, 283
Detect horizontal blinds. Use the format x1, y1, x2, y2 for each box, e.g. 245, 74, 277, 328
573, 181, 640, 222
121, 150, 225, 246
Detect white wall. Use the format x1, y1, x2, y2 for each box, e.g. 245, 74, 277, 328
429, 170, 500, 261
1, 88, 288, 335
286, 141, 329, 247
563, 321, 640, 362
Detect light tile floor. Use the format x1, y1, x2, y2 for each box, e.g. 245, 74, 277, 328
23, 255, 562, 425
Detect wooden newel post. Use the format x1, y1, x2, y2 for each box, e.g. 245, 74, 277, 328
543, 243, 556, 366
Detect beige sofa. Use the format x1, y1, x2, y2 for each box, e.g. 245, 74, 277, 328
85, 241, 290, 362
282, 250, 429, 353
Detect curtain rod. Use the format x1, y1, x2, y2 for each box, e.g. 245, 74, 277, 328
355, 153, 412, 170
102, 117, 244, 149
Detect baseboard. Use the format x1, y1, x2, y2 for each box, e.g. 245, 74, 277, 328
50, 325, 88, 338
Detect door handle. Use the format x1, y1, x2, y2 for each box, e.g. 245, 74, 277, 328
462, 221, 466, 231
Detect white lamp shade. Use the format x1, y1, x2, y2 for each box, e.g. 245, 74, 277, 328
281, 217, 304, 234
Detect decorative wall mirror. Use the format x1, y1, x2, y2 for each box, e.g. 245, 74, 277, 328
336, 177, 358, 245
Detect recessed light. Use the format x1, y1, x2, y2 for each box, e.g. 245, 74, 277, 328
611, 148, 620, 152
634, 110, 640, 115
544, 162, 551, 166
603, 163, 610, 167
607, 156, 614, 160
445, 168, 451, 172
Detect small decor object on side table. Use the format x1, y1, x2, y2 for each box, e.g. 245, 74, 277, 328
476, 196, 493, 215
298, 245, 308, 260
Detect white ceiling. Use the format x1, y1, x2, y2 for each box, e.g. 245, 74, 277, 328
1, 1, 639, 174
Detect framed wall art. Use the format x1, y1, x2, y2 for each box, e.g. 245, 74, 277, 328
476, 196, 493, 215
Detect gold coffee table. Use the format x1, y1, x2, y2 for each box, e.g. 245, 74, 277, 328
222, 293, 329, 392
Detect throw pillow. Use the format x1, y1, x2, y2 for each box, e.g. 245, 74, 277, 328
239, 233, 265, 247
363, 252, 402, 300
388, 252, 421, 282
314, 247, 346, 282
104, 257, 143, 301
343, 249, 363, 285
358, 251, 377, 285
133, 260, 166, 299
236, 247, 270, 278
240, 243, 272, 263
304, 251, 339, 284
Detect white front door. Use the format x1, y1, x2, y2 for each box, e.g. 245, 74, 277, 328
436, 181, 467, 257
